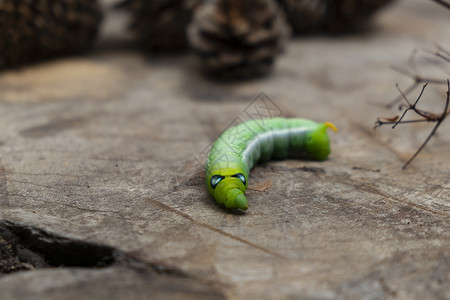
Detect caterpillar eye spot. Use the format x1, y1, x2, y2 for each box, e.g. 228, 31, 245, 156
232, 173, 246, 185
210, 175, 224, 189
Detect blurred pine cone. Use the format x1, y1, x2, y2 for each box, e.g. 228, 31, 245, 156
188, 0, 290, 79
0, 0, 102, 68
277, 0, 395, 34
117, 0, 203, 52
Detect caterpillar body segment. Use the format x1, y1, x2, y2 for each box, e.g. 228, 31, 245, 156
205, 118, 337, 210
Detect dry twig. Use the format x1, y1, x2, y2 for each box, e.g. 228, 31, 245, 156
375, 80, 450, 169
387, 49, 448, 108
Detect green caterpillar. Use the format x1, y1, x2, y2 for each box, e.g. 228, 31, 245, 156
205, 117, 337, 210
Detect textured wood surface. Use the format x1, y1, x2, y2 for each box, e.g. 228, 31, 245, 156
1, 0, 449, 299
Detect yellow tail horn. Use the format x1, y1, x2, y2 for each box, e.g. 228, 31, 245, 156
325, 122, 338, 132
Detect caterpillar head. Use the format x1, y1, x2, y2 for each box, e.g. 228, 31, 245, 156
305, 122, 338, 161
206, 168, 248, 210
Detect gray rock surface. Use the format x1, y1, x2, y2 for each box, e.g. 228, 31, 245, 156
0, 0, 449, 299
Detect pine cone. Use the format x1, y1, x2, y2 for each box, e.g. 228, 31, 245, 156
0, 0, 102, 68
188, 0, 290, 80
277, 0, 395, 34
117, 0, 203, 52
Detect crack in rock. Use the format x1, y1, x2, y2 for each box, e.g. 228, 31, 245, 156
0, 220, 226, 299
0, 220, 186, 277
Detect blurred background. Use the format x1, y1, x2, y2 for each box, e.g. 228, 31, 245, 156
0, 0, 449, 299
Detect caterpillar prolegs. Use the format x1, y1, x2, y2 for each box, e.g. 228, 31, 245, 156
205, 118, 337, 210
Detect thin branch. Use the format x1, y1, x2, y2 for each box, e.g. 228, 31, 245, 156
375, 118, 436, 128
386, 47, 449, 108
386, 82, 419, 109
393, 83, 430, 128
402, 121, 441, 169
402, 79, 450, 169
436, 52, 450, 63
375, 79, 450, 169
390, 65, 446, 84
